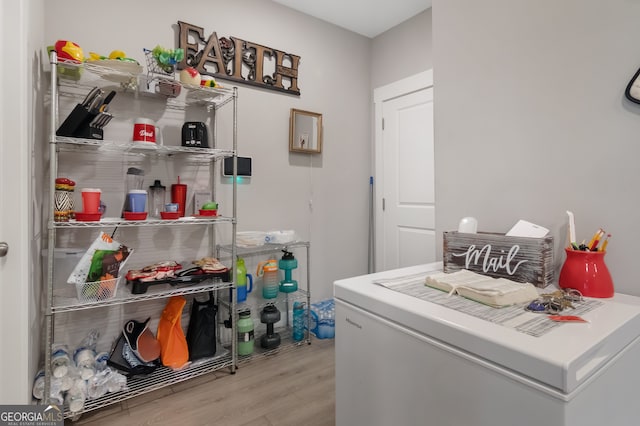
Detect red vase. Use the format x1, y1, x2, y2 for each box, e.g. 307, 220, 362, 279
558, 248, 614, 298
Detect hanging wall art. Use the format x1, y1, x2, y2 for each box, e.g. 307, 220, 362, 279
177, 21, 301, 96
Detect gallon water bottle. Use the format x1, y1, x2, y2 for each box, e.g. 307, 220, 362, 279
256, 259, 279, 299
237, 309, 254, 356
292, 301, 306, 342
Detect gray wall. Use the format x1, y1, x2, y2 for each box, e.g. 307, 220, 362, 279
371, 8, 433, 89
44, 0, 373, 302
434, 0, 640, 295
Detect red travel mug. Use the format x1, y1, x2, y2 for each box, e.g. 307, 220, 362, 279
171, 176, 187, 217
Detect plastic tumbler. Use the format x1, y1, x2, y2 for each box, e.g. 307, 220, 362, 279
81, 188, 101, 213
171, 176, 187, 217
127, 190, 147, 213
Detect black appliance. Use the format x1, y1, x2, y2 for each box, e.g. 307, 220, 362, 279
181, 122, 209, 148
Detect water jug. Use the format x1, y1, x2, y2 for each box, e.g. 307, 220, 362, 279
256, 259, 279, 299
236, 257, 253, 303
279, 250, 298, 293
237, 309, 254, 355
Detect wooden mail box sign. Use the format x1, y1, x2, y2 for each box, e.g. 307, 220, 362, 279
443, 231, 554, 288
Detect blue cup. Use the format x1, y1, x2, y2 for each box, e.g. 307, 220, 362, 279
127, 190, 147, 212
237, 273, 253, 303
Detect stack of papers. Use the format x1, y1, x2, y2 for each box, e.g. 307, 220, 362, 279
425, 269, 539, 308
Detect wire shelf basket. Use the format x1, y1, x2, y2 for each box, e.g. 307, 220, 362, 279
144, 48, 177, 79
74, 276, 121, 302
143, 48, 182, 97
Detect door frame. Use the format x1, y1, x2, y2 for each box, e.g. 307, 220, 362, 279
373, 70, 434, 272
0, 0, 32, 403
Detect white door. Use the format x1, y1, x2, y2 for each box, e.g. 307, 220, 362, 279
0, 0, 32, 403
374, 71, 435, 272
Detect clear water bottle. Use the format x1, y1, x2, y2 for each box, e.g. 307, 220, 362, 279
292, 301, 306, 342
148, 179, 166, 218
32, 369, 46, 400
256, 259, 279, 299
87, 368, 118, 399
66, 379, 87, 413
106, 370, 128, 393
51, 344, 72, 378
74, 348, 96, 380
94, 351, 109, 371
33, 371, 64, 405
74, 329, 100, 379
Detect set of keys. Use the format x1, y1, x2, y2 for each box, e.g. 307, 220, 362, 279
525, 289, 584, 314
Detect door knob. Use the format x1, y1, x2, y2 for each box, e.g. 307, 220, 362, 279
0, 242, 8, 257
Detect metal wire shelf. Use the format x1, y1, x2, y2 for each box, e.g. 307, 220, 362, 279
54, 136, 234, 159
236, 328, 312, 366
52, 215, 233, 229
51, 279, 233, 313
64, 349, 233, 419
54, 58, 235, 108
217, 241, 311, 258
47, 50, 240, 416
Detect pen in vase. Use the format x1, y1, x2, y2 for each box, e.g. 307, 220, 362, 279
588, 228, 605, 251
600, 234, 611, 252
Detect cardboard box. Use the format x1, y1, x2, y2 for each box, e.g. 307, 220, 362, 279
443, 231, 554, 288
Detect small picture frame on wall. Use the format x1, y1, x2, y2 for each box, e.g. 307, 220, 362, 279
289, 109, 322, 154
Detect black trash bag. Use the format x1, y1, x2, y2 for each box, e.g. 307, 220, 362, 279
186, 292, 218, 361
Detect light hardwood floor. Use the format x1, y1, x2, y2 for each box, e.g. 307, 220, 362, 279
75, 339, 335, 426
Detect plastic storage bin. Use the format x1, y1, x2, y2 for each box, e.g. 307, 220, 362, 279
308, 299, 335, 339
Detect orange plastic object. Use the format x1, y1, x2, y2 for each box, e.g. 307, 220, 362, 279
548, 315, 588, 323
156, 296, 189, 369
558, 248, 614, 298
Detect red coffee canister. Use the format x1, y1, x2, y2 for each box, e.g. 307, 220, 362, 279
132, 118, 157, 143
